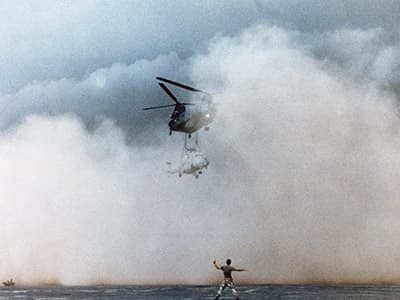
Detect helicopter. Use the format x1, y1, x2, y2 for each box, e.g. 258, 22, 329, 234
143, 77, 216, 143
144, 77, 215, 178
166, 148, 209, 179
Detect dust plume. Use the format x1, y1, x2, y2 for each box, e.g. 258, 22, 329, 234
191, 25, 400, 284
0, 24, 400, 285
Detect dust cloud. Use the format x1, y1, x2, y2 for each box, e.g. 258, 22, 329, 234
0, 25, 400, 285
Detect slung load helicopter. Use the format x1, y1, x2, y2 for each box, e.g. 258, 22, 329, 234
143, 77, 216, 144
166, 150, 209, 179
143, 77, 215, 178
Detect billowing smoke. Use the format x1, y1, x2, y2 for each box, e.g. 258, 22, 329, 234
0, 2, 399, 286
0, 23, 399, 285
191, 25, 400, 284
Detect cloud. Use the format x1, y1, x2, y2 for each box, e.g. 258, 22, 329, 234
0, 1, 261, 94
0, 1, 397, 94
309, 28, 400, 93
1, 24, 398, 146
255, 0, 400, 38
0, 52, 191, 143
0, 1, 397, 147
190, 25, 400, 283
0, 23, 400, 285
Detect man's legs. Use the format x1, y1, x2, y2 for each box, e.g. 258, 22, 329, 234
228, 281, 239, 300
215, 282, 226, 300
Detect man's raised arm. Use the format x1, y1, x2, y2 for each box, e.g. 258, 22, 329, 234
213, 259, 222, 270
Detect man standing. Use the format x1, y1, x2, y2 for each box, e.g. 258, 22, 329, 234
213, 258, 247, 300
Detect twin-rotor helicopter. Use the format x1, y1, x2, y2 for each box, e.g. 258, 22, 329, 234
143, 77, 215, 178
143, 77, 216, 143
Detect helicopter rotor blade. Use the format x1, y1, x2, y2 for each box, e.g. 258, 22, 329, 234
159, 83, 179, 104
143, 104, 177, 111
143, 103, 194, 111
156, 77, 209, 94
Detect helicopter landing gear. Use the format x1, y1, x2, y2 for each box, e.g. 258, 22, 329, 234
169, 130, 172, 136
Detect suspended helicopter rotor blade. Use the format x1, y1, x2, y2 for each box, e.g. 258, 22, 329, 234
159, 83, 179, 104
156, 77, 209, 94
143, 104, 177, 111
143, 103, 194, 111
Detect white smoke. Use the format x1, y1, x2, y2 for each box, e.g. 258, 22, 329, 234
0, 24, 400, 285
191, 25, 400, 283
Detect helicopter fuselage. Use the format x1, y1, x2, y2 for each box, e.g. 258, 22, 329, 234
168, 99, 215, 133
144, 77, 215, 134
